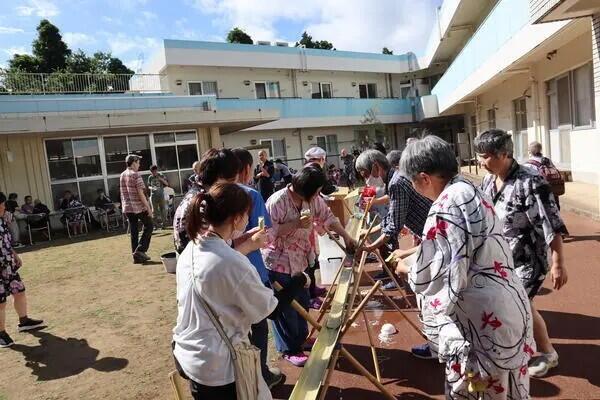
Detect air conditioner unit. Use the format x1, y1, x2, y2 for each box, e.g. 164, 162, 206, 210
275, 42, 289, 47
257, 41, 271, 46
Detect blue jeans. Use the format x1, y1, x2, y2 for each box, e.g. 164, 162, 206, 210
268, 270, 309, 354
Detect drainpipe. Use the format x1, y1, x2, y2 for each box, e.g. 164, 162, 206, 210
388, 73, 394, 98
291, 69, 298, 98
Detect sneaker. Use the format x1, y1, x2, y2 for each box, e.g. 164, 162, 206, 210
529, 351, 559, 377
264, 369, 285, 389
133, 251, 150, 263
283, 352, 308, 367
382, 280, 398, 291
309, 298, 323, 310
0, 331, 14, 348
411, 343, 436, 360
18, 317, 44, 332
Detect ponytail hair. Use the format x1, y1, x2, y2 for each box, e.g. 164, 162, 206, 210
197, 148, 241, 187
186, 182, 252, 240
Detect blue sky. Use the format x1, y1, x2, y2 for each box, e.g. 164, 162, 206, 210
0, 0, 443, 72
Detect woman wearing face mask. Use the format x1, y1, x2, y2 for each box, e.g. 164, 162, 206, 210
262, 165, 357, 367
172, 183, 309, 399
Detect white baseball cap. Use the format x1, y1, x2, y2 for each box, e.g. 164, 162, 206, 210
304, 146, 326, 161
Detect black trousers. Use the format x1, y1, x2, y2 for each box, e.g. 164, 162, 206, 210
126, 211, 153, 253
190, 381, 236, 400
249, 318, 270, 380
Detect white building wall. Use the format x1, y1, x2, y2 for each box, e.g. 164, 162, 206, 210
471, 28, 600, 183
163, 66, 392, 99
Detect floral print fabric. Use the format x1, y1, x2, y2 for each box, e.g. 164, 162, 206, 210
410, 176, 533, 399
0, 217, 25, 303
481, 161, 567, 296
262, 187, 338, 275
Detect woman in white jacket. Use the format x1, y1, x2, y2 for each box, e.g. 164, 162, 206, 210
172, 182, 308, 399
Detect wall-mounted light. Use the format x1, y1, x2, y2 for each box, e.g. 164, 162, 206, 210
302, 81, 308, 86
244, 80, 251, 86
351, 82, 357, 87
307, 135, 313, 140
250, 139, 257, 145
546, 50, 557, 60
175, 79, 182, 86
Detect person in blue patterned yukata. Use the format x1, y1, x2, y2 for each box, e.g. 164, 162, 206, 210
475, 129, 568, 379
393, 135, 534, 400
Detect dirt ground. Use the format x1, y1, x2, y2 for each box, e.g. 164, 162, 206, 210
1, 210, 599, 399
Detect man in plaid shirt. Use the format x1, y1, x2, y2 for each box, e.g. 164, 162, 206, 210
356, 149, 432, 261
120, 154, 153, 264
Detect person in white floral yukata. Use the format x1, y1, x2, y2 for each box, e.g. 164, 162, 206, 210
391, 136, 534, 399
475, 129, 568, 379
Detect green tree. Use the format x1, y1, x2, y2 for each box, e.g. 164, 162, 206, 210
226, 27, 253, 44
295, 31, 334, 50
32, 19, 71, 72
89, 52, 134, 74
7, 54, 40, 72
382, 47, 393, 55
66, 49, 93, 73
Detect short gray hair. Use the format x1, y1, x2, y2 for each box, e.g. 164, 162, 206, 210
528, 141, 542, 157
355, 149, 390, 173
386, 150, 403, 169
474, 129, 513, 157
400, 135, 458, 180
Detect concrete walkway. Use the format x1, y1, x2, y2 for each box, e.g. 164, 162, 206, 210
460, 166, 600, 220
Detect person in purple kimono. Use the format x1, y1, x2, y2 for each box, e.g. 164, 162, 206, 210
392, 136, 534, 399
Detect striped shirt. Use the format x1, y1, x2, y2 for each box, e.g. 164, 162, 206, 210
120, 169, 146, 214
381, 169, 432, 242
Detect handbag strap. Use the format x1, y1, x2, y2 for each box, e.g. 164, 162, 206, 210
189, 240, 238, 360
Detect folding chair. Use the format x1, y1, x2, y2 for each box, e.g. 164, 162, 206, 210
63, 207, 89, 238
26, 213, 51, 245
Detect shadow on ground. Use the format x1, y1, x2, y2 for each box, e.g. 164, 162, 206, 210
562, 233, 600, 244
10, 329, 128, 381
541, 310, 600, 340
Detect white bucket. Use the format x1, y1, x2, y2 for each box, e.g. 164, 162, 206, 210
319, 256, 343, 285
161, 252, 177, 274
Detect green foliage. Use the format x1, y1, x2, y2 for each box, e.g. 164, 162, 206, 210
382, 47, 393, 55
295, 31, 335, 50
226, 27, 253, 44
32, 19, 71, 72
7, 54, 40, 72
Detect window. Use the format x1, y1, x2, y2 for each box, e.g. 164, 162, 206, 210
359, 83, 377, 99
45, 137, 102, 208
45, 130, 199, 207
573, 63, 594, 127
546, 64, 595, 130
316, 135, 339, 155
487, 109, 496, 129
513, 98, 528, 132
188, 81, 218, 96
255, 81, 280, 99
152, 131, 199, 194
311, 82, 332, 99
512, 98, 528, 159
259, 139, 287, 160
400, 86, 411, 99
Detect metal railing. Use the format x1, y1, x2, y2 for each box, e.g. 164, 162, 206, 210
0, 72, 168, 94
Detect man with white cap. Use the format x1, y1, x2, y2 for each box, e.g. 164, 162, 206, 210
120, 154, 153, 264
304, 147, 336, 196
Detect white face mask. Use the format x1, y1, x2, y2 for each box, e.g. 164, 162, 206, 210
231, 214, 249, 240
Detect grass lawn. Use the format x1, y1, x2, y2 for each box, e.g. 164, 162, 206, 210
1, 229, 185, 400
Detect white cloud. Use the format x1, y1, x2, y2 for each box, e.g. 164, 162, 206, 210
4, 46, 30, 57
15, 0, 59, 18
106, 34, 160, 57
141, 11, 157, 21
0, 27, 25, 34
63, 32, 96, 49
189, 0, 438, 55
174, 18, 200, 40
